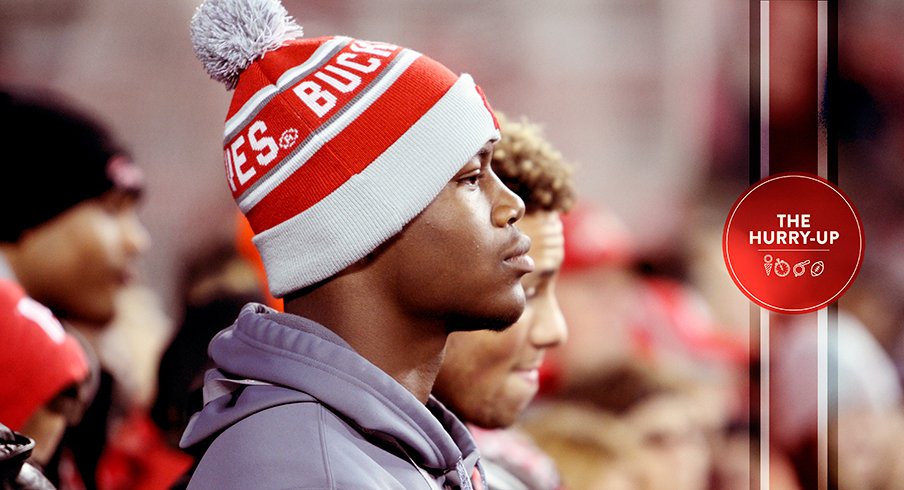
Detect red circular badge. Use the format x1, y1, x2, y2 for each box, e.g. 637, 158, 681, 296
723, 173, 864, 314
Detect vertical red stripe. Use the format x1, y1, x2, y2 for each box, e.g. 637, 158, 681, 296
769, 1, 819, 174
768, 2, 820, 489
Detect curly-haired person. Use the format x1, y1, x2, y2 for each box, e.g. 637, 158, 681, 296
433, 112, 576, 490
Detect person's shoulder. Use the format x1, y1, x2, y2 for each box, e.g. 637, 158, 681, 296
189, 401, 419, 489
189, 402, 329, 488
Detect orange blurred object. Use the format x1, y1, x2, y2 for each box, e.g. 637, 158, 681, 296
235, 212, 283, 311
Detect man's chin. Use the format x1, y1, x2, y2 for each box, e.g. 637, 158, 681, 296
446, 307, 523, 333
471, 409, 520, 430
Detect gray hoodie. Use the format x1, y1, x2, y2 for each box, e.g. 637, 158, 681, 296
180, 303, 485, 490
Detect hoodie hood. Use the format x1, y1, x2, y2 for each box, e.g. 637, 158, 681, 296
180, 303, 480, 483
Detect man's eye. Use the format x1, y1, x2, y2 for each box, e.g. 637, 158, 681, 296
459, 172, 482, 187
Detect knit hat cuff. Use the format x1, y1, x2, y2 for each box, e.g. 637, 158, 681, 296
255, 74, 499, 297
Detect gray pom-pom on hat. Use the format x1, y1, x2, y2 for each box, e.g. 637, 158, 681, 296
190, 0, 305, 90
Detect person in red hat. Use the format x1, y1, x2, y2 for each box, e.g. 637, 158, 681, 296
0, 281, 88, 465
432, 112, 575, 490
0, 87, 150, 475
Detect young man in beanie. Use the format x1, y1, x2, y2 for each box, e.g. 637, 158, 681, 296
180, 1, 532, 488
433, 113, 574, 490
0, 88, 149, 469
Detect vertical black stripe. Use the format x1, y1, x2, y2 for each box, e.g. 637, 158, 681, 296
826, 0, 838, 185
748, 5, 762, 489
749, 305, 761, 490
750, 1, 761, 186
826, 2, 839, 489
827, 302, 839, 490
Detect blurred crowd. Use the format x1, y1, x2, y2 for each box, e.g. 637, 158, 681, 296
3, 1, 904, 490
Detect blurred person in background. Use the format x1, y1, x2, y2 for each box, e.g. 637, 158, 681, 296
432, 112, 574, 489
826, 3, 904, 488
150, 243, 265, 451
545, 194, 751, 489
520, 402, 647, 490
0, 277, 88, 473
555, 360, 713, 490
771, 312, 904, 490
96, 243, 264, 490
0, 87, 149, 487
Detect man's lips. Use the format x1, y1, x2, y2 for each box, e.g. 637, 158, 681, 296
504, 235, 535, 273
513, 358, 545, 384
513, 366, 541, 384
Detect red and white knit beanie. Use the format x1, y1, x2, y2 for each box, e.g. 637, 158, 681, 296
191, 0, 500, 297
